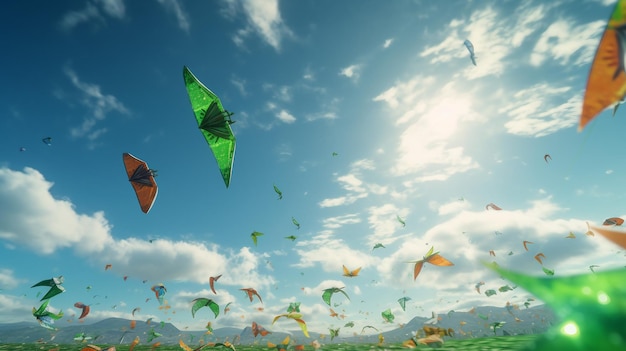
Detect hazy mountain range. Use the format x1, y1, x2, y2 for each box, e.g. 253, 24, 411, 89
0, 305, 556, 346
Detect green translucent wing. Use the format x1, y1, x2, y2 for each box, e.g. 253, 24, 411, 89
191, 298, 219, 318
183, 66, 236, 188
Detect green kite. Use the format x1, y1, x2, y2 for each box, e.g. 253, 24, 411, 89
183, 66, 236, 188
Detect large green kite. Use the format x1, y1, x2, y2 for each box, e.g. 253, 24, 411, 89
183, 66, 236, 188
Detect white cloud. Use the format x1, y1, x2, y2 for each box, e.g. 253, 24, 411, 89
0, 269, 22, 290
382, 38, 394, 49
322, 214, 361, 229
339, 64, 362, 81
501, 83, 581, 137
225, 0, 293, 51
374, 81, 480, 182
276, 109, 296, 123
366, 204, 409, 246
59, 0, 125, 31
62, 68, 130, 141
530, 19, 605, 67
157, 0, 190, 32
294, 231, 376, 272
377, 197, 625, 300
0, 167, 273, 290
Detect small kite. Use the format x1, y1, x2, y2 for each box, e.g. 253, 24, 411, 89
485, 203, 502, 210
490, 321, 506, 335
463, 39, 477, 66
322, 287, 350, 306
240, 288, 263, 303
372, 243, 385, 251
603, 217, 624, 226
475, 281, 485, 294
292, 217, 301, 229
42, 137, 52, 145
223, 302, 232, 314
397, 215, 406, 227
381, 308, 395, 323
397, 296, 411, 311
329, 328, 340, 341
252, 321, 271, 337
579, 0, 626, 131
129, 336, 140, 351
498, 285, 514, 292
209, 274, 222, 294
74, 302, 90, 319
123, 153, 158, 213
534, 253, 546, 265
32, 300, 63, 330
272, 312, 309, 337
287, 302, 301, 313
251, 231, 263, 246
425, 311, 439, 324
342, 265, 361, 277
151, 284, 167, 305
32, 276, 65, 301
409, 246, 454, 281
544, 154, 551, 163
285, 235, 297, 241
273, 185, 283, 199
191, 298, 219, 318
147, 328, 162, 343
523, 241, 533, 251
183, 66, 236, 187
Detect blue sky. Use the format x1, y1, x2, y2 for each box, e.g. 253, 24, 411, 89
1, 0, 626, 338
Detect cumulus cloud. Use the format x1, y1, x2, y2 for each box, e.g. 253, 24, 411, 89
0, 167, 272, 289
62, 67, 130, 142
59, 0, 125, 30
224, 0, 293, 51
157, 0, 190, 32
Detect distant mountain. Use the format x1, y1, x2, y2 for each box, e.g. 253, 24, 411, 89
0, 305, 556, 346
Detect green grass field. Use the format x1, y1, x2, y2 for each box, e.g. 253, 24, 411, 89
0, 335, 539, 351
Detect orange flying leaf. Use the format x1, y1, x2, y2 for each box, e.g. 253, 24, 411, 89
485, 203, 502, 210
252, 321, 271, 337
73, 302, 90, 319
534, 253, 545, 265
342, 265, 361, 277
580, 2, 626, 131
240, 288, 262, 303
522, 241, 533, 251
129, 336, 140, 351
590, 224, 626, 249
329, 308, 339, 318
409, 246, 454, 281
209, 274, 222, 294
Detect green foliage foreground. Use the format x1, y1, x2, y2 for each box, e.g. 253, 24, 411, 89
0, 335, 538, 351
